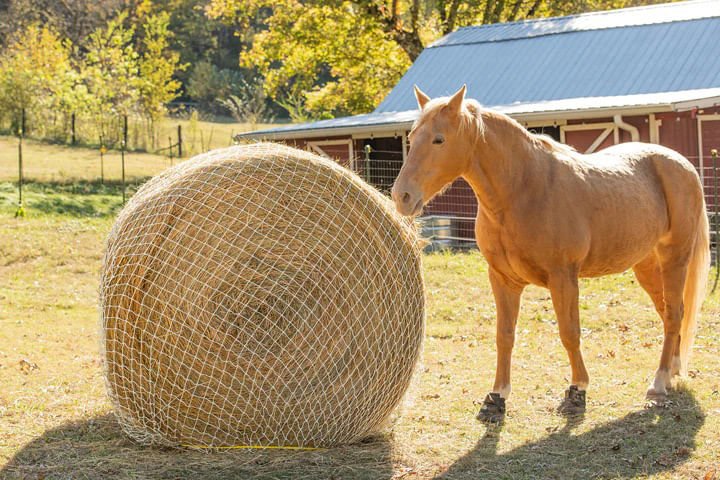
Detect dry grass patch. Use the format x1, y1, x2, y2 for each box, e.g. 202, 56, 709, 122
1, 214, 718, 479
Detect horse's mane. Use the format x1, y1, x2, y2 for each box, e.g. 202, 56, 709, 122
420, 97, 574, 156
419, 97, 485, 144
532, 133, 577, 156
460, 99, 485, 143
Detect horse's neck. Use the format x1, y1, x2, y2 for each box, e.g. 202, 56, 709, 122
462, 114, 548, 220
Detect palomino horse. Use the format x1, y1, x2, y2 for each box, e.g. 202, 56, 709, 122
392, 85, 709, 419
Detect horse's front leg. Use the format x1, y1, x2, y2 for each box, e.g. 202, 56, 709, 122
478, 268, 523, 422
549, 270, 589, 415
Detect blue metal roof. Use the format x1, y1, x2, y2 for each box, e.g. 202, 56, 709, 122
376, 0, 720, 113
238, 88, 720, 139
429, 0, 718, 46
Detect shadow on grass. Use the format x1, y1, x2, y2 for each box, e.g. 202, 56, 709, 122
1, 414, 395, 480
16, 178, 151, 196
1, 390, 704, 480
26, 195, 121, 217
437, 388, 705, 479
0, 179, 152, 217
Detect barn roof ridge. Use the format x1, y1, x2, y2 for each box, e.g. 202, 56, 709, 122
428, 0, 720, 48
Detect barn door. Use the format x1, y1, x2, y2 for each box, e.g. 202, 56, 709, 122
307, 140, 355, 170
560, 123, 617, 153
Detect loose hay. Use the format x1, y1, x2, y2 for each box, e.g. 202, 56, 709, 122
99, 143, 425, 448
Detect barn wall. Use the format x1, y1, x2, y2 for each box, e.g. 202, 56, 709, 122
282, 136, 355, 168
656, 110, 699, 164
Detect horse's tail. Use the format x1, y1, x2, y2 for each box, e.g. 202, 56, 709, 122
679, 200, 710, 374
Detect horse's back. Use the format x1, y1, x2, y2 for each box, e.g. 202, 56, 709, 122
573, 142, 702, 276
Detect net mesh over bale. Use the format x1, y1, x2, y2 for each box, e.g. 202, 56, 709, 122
99, 143, 425, 448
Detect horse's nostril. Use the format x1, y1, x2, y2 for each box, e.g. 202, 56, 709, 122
402, 192, 411, 204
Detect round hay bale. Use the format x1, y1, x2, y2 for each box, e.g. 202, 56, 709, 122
99, 143, 425, 448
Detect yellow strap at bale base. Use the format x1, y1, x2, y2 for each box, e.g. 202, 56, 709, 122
182, 444, 321, 451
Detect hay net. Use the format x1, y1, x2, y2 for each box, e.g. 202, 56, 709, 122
99, 142, 425, 448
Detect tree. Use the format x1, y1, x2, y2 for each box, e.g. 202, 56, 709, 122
82, 12, 140, 144
186, 61, 244, 112
0, 24, 75, 135
137, 11, 184, 147
0, 0, 126, 49
211, 1, 410, 119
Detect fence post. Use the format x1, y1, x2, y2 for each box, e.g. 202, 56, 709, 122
177, 125, 183, 158
712, 149, 719, 293
364, 144, 372, 183
15, 109, 25, 217
100, 143, 106, 185
169, 136, 174, 166
71, 113, 76, 145
121, 115, 128, 205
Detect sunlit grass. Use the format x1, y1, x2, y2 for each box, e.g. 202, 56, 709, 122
0, 209, 718, 479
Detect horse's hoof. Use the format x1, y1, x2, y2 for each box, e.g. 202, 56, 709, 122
557, 385, 586, 416
645, 388, 670, 408
477, 392, 505, 423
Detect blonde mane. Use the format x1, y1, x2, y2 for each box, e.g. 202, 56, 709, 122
532, 133, 577, 156
417, 96, 575, 157
416, 96, 485, 144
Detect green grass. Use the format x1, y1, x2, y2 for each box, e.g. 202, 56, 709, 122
0, 136, 175, 184
0, 117, 280, 184
0, 194, 719, 478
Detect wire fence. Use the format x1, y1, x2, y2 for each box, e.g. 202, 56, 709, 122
350, 148, 720, 268
3, 131, 719, 270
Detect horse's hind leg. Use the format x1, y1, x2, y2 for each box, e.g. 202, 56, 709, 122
633, 253, 683, 377
632, 253, 665, 317
647, 252, 689, 401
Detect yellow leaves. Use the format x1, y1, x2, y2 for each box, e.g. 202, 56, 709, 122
240, 2, 410, 119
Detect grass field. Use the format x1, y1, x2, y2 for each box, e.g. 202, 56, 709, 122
0, 118, 278, 184
1, 185, 718, 479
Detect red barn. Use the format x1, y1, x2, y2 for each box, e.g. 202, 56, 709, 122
237, 0, 720, 246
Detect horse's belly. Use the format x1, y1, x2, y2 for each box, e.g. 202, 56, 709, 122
580, 219, 663, 277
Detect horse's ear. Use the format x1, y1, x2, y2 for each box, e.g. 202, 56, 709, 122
414, 85, 430, 110
447, 84, 466, 113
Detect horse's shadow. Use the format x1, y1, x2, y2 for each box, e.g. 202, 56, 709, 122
2, 390, 704, 479
436, 388, 705, 479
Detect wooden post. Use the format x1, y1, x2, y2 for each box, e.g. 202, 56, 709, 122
121, 115, 128, 204
169, 136, 174, 166
15, 109, 25, 217
71, 113, 76, 145
100, 142, 106, 185
712, 149, 719, 292
177, 124, 183, 158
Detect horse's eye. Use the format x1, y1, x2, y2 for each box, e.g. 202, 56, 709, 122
432, 135, 445, 145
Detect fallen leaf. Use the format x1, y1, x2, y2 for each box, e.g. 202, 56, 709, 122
18, 359, 38, 374
704, 468, 716, 480
421, 394, 440, 400
675, 447, 691, 457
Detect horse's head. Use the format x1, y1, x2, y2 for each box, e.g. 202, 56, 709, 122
391, 85, 478, 216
